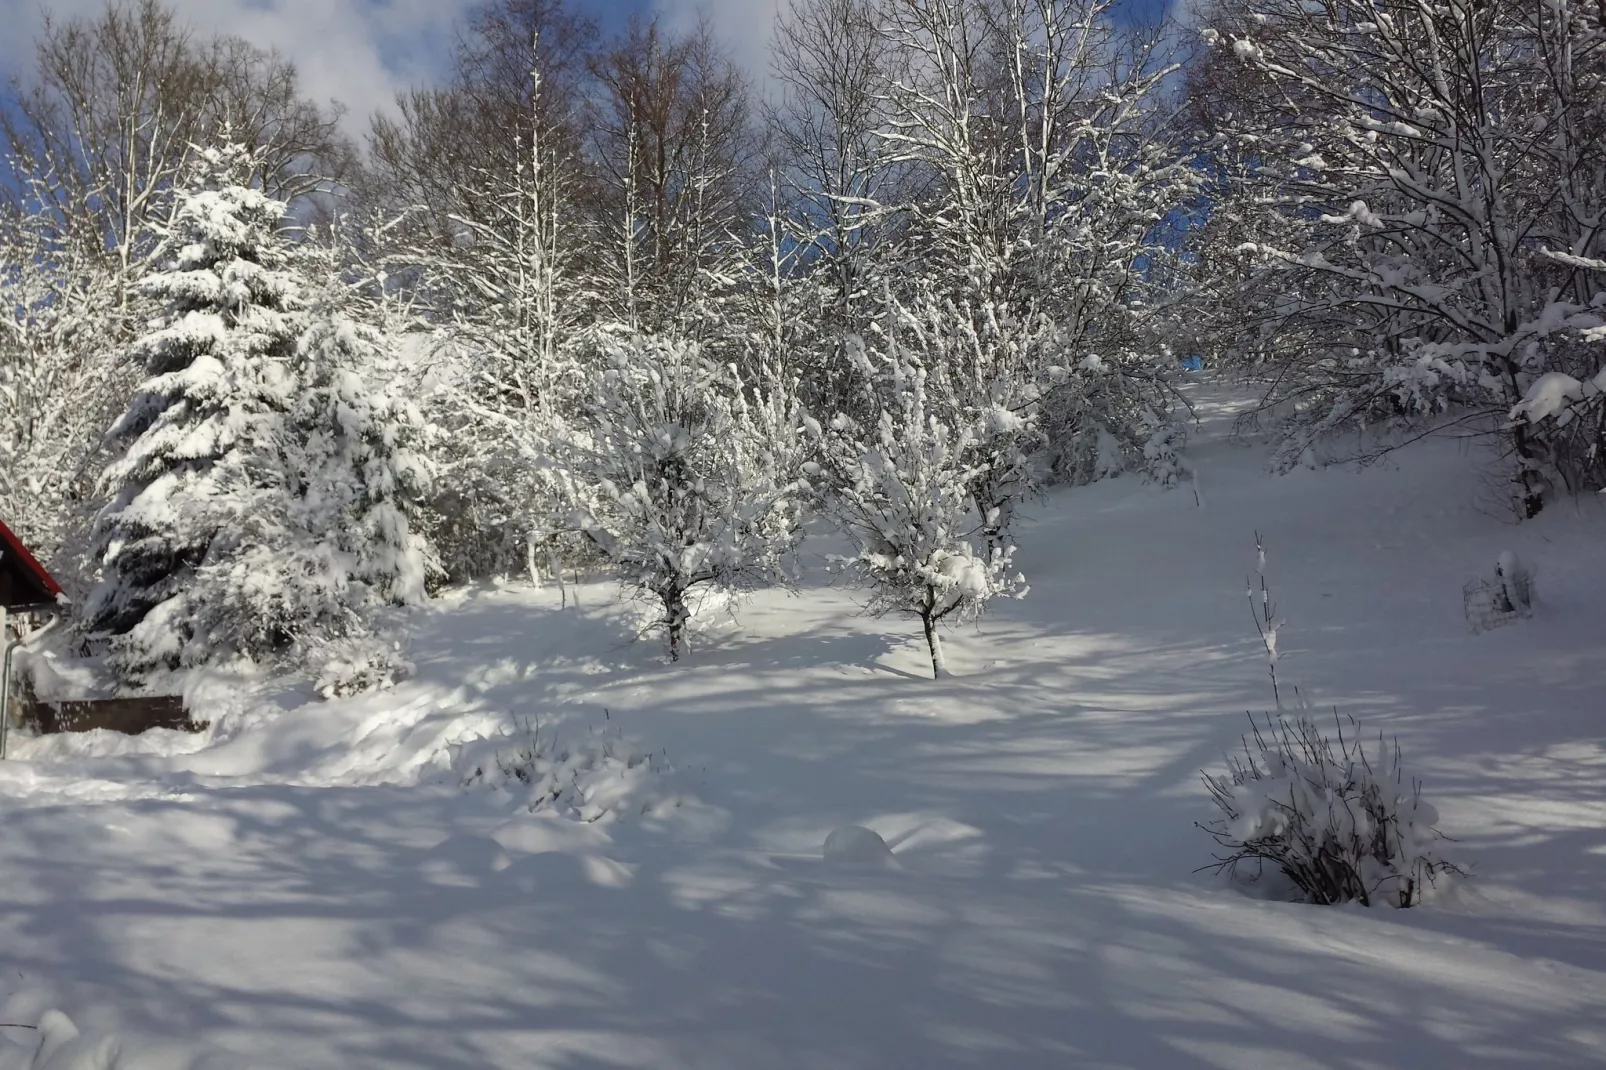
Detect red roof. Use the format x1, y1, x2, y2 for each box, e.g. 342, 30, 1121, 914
0, 518, 63, 609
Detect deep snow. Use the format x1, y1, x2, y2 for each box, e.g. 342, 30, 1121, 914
2, 383, 1604, 1069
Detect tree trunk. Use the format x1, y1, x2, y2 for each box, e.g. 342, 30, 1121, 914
1501, 357, 1548, 519
547, 544, 566, 609
665, 589, 689, 662
1510, 421, 1547, 520
920, 600, 946, 680
526, 534, 542, 590
984, 496, 1013, 557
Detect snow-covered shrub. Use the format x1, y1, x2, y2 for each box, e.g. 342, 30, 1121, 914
1202, 538, 1460, 906
310, 635, 414, 699
452, 714, 685, 823
410, 347, 601, 588
1201, 712, 1460, 907
414, 458, 541, 585
965, 391, 1040, 551
1510, 355, 1606, 497
816, 339, 1027, 678
1511, 367, 1606, 429
1142, 421, 1192, 488
560, 335, 810, 660
1037, 353, 1182, 487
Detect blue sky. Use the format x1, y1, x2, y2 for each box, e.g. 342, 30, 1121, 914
0, 0, 744, 138
0, 0, 1179, 142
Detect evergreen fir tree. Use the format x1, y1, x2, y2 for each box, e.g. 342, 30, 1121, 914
290, 250, 434, 612
86, 143, 305, 681
88, 144, 433, 690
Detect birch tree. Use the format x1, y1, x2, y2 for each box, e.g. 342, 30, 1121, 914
768, 0, 910, 410
0, 198, 130, 576
381, 26, 594, 583
873, 0, 1198, 483
586, 17, 759, 338
2, 0, 351, 321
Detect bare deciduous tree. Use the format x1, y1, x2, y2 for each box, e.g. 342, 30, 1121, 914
3, 0, 353, 306
363, 0, 598, 261
586, 17, 760, 335
1194, 0, 1606, 514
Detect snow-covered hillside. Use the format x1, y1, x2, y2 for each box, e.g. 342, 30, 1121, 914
1, 386, 1603, 1070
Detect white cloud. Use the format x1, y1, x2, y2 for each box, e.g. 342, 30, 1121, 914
652, 0, 784, 92
649, 0, 1193, 92
0, 0, 480, 138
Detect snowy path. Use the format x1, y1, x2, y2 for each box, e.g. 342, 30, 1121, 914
2, 385, 1605, 1069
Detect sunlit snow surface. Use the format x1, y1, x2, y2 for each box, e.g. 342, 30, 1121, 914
2, 382, 1604, 1069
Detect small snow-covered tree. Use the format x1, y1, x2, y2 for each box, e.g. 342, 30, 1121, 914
818, 334, 1026, 679
886, 293, 1043, 548
562, 334, 809, 660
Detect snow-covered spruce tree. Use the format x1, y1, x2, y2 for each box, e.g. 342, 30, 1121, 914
87, 144, 425, 689
817, 334, 1026, 679
86, 143, 306, 681
560, 334, 809, 660
285, 239, 436, 694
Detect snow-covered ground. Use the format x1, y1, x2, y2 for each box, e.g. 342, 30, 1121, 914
2, 383, 1604, 1069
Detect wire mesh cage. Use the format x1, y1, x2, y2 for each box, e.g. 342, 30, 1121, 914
1463, 568, 1533, 634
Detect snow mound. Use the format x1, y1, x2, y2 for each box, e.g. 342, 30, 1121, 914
823, 825, 898, 867
1512, 370, 1589, 423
